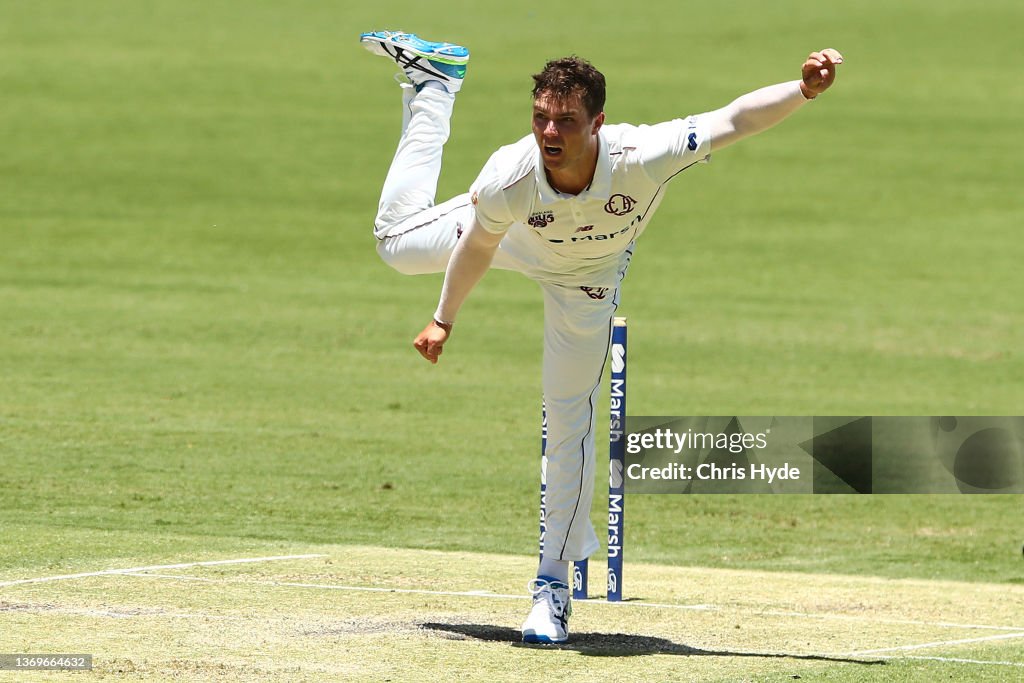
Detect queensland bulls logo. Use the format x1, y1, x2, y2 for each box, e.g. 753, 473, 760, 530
604, 194, 636, 216
528, 210, 555, 229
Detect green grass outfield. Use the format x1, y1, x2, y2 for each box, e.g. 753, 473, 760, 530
1, 0, 1022, 680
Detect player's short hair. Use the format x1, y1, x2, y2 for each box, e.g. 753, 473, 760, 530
531, 56, 606, 118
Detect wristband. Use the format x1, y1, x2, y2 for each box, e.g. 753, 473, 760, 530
799, 81, 817, 100
432, 318, 453, 333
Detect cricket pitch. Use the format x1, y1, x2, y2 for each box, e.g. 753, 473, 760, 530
1, 544, 1022, 681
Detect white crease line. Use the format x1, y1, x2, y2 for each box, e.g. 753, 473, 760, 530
848, 631, 1024, 656
0, 555, 327, 588
755, 608, 1024, 633
893, 655, 1024, 668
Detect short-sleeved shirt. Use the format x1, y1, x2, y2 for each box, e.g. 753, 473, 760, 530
469, 115, 711, 280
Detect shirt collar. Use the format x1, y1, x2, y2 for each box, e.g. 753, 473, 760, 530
535, 129, 612, 204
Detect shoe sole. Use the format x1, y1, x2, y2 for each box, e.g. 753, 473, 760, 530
359, 33, 469, 66
522, 633, 567, 644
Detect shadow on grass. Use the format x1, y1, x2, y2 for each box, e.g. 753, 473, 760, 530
420, 622, 885, 664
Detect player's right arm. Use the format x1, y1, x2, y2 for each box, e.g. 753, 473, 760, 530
413, 218, 504, 363
413, 148, 518, 364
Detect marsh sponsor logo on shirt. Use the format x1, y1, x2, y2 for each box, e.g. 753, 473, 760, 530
545, 213, 643, 244
528, 210, 555, 229
604, 194, 636, 216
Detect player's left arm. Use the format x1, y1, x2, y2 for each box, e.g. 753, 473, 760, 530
707, 48, 843, 152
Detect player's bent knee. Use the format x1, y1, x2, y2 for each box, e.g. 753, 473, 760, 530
375, 240, 442, 276
376, 240, 417, 275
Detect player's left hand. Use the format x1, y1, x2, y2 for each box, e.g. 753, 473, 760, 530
800, 48, 843, 99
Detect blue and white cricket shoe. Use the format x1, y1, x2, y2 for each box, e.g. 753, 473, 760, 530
359, 30, 469, 93
521, 577, 571, 644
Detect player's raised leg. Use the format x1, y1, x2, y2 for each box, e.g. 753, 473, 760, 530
360, 31, 469, 92
361, 31, 471, 269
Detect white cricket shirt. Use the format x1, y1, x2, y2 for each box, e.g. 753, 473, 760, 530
470, 115, 712, 280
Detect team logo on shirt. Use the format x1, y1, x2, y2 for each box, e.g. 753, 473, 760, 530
604, 194, 636, 216
528, 210, 555, 229
580, 286, 609, 300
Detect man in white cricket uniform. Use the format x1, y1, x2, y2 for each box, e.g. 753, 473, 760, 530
360, 30, 843, 644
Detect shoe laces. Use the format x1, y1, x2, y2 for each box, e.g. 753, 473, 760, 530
526, 578, 571, 618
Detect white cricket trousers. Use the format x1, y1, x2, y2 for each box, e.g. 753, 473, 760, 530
374, 85, 629, 562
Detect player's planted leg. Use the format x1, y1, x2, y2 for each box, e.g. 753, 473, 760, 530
521, 577, 572, 644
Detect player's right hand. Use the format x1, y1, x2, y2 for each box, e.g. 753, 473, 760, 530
413, 320, 450, 364
800, 48, 843, 98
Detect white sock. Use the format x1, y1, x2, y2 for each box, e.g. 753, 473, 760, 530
418, 80, 447, 93
537, 557, 570, 584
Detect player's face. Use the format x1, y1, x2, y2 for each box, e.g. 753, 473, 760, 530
531, 92, 604, 175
